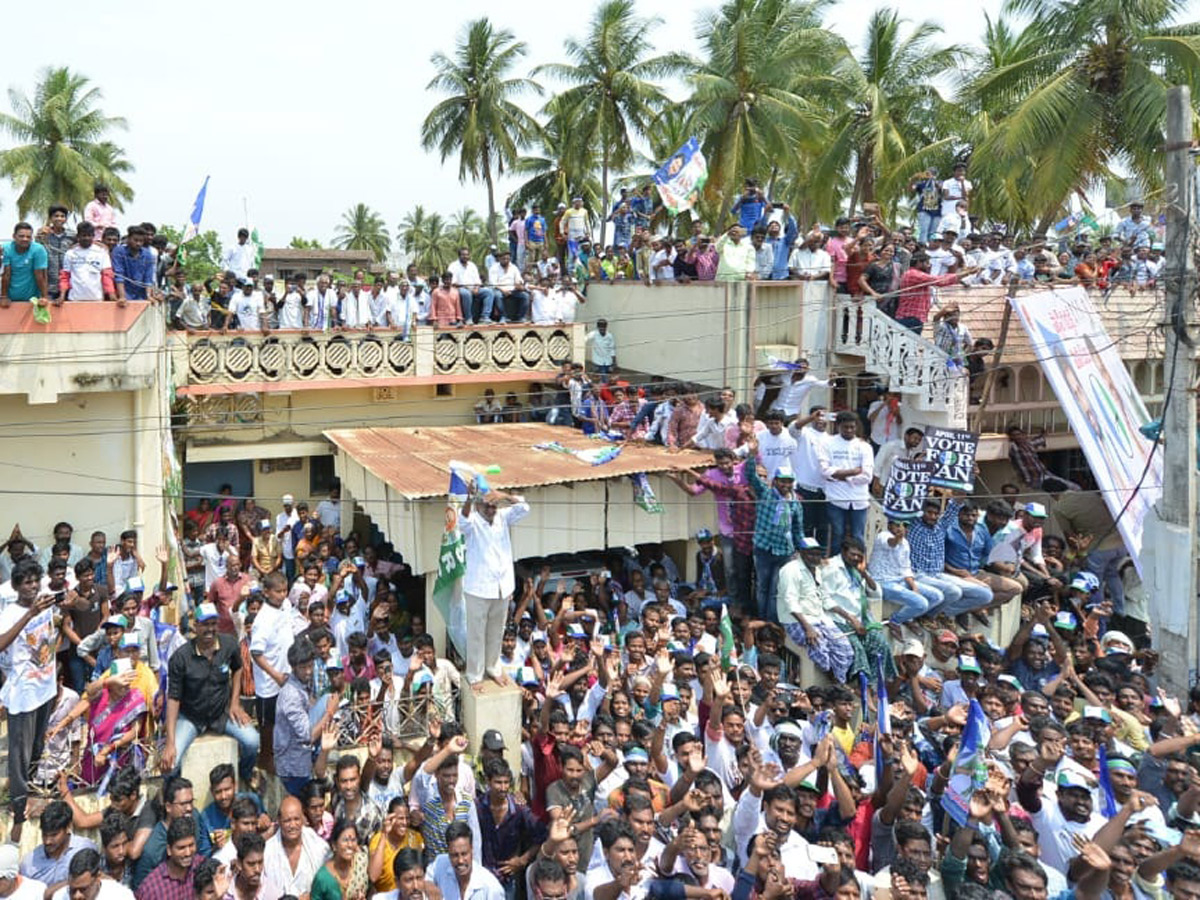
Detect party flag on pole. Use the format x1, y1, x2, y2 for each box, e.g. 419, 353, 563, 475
181, 176, 210, 244
719, 603, 735, 668
1097, 745, 1119, 817
653, 137, 708, 215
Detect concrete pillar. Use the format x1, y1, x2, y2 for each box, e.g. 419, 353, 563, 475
461, 681, 524, 775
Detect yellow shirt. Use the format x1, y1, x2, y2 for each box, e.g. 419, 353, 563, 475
369, 830, 424, 892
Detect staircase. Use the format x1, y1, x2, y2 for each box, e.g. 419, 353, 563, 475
831, 297, 968, 427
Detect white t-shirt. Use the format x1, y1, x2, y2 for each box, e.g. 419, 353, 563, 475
62, 244, 110, 301
249, 600, 294, 698
489, 263, 524, 291
651, 248, 676, 282
0, 604, 59, 713
342, 290, 371, 328
940, 177, 972, 220
778, 375, 831, 417
447, 260, 483, 289
276, 510, 299, 560
278, 290, 306, 329
755, 429, 798, 480
315, 499, 341, 530
7, 876, 47, 900
928, 248, 956, 276
789, 424, 830, 490
530, 289, 555, 324
232, 291, 265, 331
552, 288, 581, 324
199, 542, 228, 591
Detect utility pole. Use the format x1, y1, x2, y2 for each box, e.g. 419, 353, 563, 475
1156, 85, 1198, 693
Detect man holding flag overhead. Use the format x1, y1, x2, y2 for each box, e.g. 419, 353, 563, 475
459, 473, 529, 689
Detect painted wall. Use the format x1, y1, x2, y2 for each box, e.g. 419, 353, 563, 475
0, 391, 166, 561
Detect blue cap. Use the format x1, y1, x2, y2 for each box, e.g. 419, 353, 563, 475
696, 528, 714, 541
624, 747, 650, 764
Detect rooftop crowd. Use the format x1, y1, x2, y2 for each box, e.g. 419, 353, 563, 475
0, 173, 1189, 900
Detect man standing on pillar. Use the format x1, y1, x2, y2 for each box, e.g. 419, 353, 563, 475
460, 482, 530, 689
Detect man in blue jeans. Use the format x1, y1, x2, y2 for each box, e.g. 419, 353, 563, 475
162, 602, 260, 783
743, 452, 805, 622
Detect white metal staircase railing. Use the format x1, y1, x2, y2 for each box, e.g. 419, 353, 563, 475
832, 297, 968, 425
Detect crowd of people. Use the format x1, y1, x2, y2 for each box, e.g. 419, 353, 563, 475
0, 177, 1189, 900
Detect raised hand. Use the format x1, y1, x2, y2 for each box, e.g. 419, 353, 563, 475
155, 544, 170, 565
1071, 835, 1112, 872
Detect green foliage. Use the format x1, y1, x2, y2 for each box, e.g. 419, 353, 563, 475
333, 203, 391, 262
0, 66, 133, 218
160, 225, 222, 283
289, 236, 324, 250
421, 18, 542, 245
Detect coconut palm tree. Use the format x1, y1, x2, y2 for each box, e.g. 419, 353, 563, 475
421, 19, 541, 246
333, 203, 391, 261
535, 0, 688, 246
687, 0, 835, 223
448, 207, 486, 252
970, 0, 1200, 232
399, 205, 457, 275
0, 66, 133, 217
807, 9, 962, 217
510, 113, 602, 214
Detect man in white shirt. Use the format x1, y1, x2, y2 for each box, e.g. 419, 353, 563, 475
340, 283, 372, 329
390, 282, 418, 336
315, 486, 341, 531
228, 282, 266, 332
489, 250, 530, 323
447, 248, 495, 325
867, 390, 907, 449
276, 495, 300, 583
788, 407, 830, 544
756, 409, 799, 481
650, 240, 676, 283
787, 232, 833, 284
586, 320, 617, 374
774, 359, 835, 419
940, 163, 972, 223
261, 797, 329, 900
305, 275, 338, 332
276, 280, 306, 329
249, 571, 295, 770
553, 279, 585, 324
59, 222, 114, 301
820, 411, 873, 553
429, 823, 502, 900
874, 427, 926, 495
459, 484, 530, 686
221, 228, 257, 281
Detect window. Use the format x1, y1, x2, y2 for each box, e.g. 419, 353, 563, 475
435, 384, 454, 397
310, 455, 337, 495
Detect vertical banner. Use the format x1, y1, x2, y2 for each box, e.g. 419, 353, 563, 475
653, 137, 708, 214
433, 470, 469, 657
941, 698, 992, 826
883, 458, 936, 520
1010, 286, 1161, 568
924, 426, 979, 491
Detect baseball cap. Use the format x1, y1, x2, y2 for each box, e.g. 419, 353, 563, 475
899, 638, 926, 658
103, 614, 129, 630
936, 630, 959, 645
798, 536, 821, 551
1082, 705, 1112, 723
1053, 611, 1077, 631
566, 623, 589, 639
1101, 631, 1135, 654
282, 494, 295, 504
1023, 502, 1048, 519
957, 655, 982, 674
482, 729, 506, 751
195, 602, 220, 623
696, 528, 714, 542
531, 630, 548, 644
119, 633, 141, 650
325, 652, 344, 671
0, 844, 17, 879
1030, 624, 1050, 640
774, 464, 796, 481
518, 666, 540, 687
411, 668, 433, 688
660, 684, 681, 703
123, 576, 145, 595
1056, 768, 1093, 791
997, 674, 1024, 691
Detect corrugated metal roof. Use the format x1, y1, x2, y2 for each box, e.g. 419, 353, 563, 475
955, 287, 1165, 364
325, 423, 715, 499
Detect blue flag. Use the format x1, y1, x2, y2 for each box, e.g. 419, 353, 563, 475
874, 657, 891, 776
941, 699, 992, 826
1097, 745, 1119, 817
182, 176, 210, 243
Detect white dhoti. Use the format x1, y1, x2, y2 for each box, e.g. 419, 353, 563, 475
464, 590, 509, 684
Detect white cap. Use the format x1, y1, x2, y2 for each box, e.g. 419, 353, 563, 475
0, 843, 19, 878
282, 494, 295, 504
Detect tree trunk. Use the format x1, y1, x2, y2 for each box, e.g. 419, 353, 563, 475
599, 145, 610, 249
848, 158, 863, 218
483, 146, 498, 247
860, 150, 876, 207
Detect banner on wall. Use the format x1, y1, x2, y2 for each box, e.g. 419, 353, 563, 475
1009, 286, 1161, 569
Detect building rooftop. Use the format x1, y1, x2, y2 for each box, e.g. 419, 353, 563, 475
325, 423, 713, 499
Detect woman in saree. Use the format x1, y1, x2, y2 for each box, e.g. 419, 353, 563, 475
46, 660, 147, 788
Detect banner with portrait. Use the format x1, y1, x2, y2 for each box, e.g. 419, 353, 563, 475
1010, 286, 1161, 569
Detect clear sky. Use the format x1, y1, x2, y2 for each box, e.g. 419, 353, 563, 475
1, 0, 1019, 248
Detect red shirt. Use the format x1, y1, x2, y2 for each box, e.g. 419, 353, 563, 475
430, 286, 461, 327
895, 268, 958, 323
532, 733, 563, 820
207, 573, 250, 634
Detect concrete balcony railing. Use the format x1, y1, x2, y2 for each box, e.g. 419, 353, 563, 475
832, 296, 969, 425
173, 324, 585, 393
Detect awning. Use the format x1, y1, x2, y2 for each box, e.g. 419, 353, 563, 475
326, 423, 718, 575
